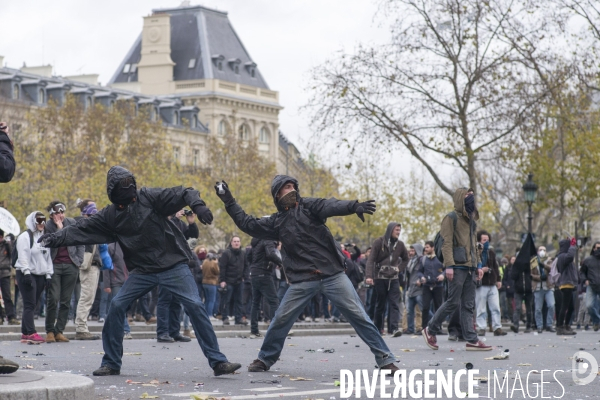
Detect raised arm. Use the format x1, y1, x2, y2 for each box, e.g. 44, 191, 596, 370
143, 186, 213, 225
0, 123, 15, 183
40, 208, 116, 248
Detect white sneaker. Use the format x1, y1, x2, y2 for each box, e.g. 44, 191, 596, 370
209, 316, 217, 322
305, 317, 312, 322
313, 318, 320, 322
98, 318, 105, 323
123, 332, 133, 340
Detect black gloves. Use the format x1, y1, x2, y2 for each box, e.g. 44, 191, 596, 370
21, 273, 33, 287
214, 181, 235, 206
38, 233, 53, 247
353, 200, 376, 222
192, 204, 214, 225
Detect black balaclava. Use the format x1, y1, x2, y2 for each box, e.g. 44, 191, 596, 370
464, 193, 475, 215
111, 186, 137, 207
278, 190, 298, 210
594, 248, 600, 258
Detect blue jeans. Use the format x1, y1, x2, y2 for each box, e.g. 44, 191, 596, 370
534, 289, 555, 328
277, 281, 289, 303
257, 272, 395, 368
585, 286, 600, 325
108, 285, 131, 334
156, 285, 181, 337
99, 281, 110, 320
476, 285, 502, 330
406, 295, 423, 333
203, 284, 217, 316
101, 264, 228, 370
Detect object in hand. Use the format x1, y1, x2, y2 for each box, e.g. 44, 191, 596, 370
217, 182, 225, 195
183, 209, 194, 217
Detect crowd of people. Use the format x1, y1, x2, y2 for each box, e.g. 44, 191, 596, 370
1, 118, 600, 379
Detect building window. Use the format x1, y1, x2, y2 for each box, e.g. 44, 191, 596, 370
123, 64, 131, 73
234, 65, 239, 74
193, 149, 199, 167
238, 124, 250, 141
188, 59, 196, 69
259, 127, 270, 143
251, 69, 256, 78
192, 114, 198, 128
218, 120, 227, 136
174, 147, 180, 164
12, 84, 19, 100
173, 111, 179, 125
86, 96, 93, 109
131, 64, 138, 73
154, 107, 160, 122
38, 88, 45, 104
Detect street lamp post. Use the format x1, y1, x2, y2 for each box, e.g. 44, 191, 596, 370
522, 173, 538, 235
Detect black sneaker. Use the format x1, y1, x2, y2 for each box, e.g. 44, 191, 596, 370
510, 325, 518, 333
247, 359, 269, 372
249, 332, 263, 339
213, 361, 242, 376
235, 320, 249, 326
172, 334, 191, 342
448, 334, 458, 341
392, 330, 402, 337
157, 335, 175, 343
0, 356, 19, 374
93, 365, 120, 376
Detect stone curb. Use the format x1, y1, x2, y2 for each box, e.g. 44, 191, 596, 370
0, 371, 94, 400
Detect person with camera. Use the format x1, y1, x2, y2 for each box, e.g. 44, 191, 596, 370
422, 188, 491, 351
215, 175, 399, 373
365, 222, 409, 337
38, 166, 241, 377
14, 212, 52, 345
249, 238, 281, 338
219, 236, 247, 326
44, 201, 85, 343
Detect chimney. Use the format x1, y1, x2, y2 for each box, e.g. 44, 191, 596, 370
21, 65, 54, 77
64, 74, 100, 85
137, 13, 175, 95
0, 56, 4, 68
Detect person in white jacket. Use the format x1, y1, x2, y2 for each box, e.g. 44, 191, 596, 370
15, 211, 53, 344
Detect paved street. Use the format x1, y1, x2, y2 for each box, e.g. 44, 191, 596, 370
1, 328, 599, 399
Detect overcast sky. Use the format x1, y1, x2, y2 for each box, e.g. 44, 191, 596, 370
0, 0, 388, 151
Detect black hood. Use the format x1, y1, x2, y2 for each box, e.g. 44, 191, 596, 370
514, 233, 537, 272
106, 166, 137, 204
384, 222, 401, 244
271, 175, 299, 211
591, 241, 600, 256
558, 239, 571, 255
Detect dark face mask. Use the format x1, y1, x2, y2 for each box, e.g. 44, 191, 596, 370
464, 194, 475, 215
278, 190, 298, 210
111, 185, 137, 206
594, 248, 600, 258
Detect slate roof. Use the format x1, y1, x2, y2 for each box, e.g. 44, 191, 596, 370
109, 4, 269, 89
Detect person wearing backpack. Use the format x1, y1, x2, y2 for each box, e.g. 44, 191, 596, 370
14, 212, 53, 344
554, 238, 578, 335
581, 241, 600, 331
422, 188, 491, 352
365, 222, 409, 337
0, 229, 18, 326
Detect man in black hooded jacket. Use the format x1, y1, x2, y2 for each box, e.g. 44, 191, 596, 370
39, 166, 240, 377
215, 175, 399, 373
581, 241, 600, 331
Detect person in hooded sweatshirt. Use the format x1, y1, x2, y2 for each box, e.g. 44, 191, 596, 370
404, 244, 424, 335
15, 212, 53, 345
215, 175, 399, 373
581, 241, 600, 331
554, 237, 578, 335
38, 166, 241, 377
422, 188, 491, 352
365, 222, 409, 337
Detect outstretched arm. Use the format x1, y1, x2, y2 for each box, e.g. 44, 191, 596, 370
40, 208, 116, 248
143, 186, 213, 224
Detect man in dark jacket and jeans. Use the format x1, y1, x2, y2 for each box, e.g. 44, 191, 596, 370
219, 236, 247, 326
0, 121, 19, 375
39, 166, 240, 377
510, 234, 536, 333
555, 238, 578, 335
249, 238, 281, 337
365, 223, 408, 337
422, 188, 491, 352
216, 175, 399, 373
581, 241, 600, 331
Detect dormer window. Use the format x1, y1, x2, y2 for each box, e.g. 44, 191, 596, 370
245, 62, 257, 79
123, 64, 131, 73
130, 64, 138, 73
86, 96, 93, 109
188, 59, 196, 69
12, 84, 19, 100
212, 54, 225, 72
228, 58, 241, 75
38, 88, 45, 104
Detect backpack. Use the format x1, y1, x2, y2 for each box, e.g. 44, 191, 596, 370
548, 258, 560, 286
11, 229, 34, 267
433, 212, 458, 263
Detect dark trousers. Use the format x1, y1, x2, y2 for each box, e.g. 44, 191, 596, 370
512, 292, 533, 329
277, 281, 288, 303
221, 282, 243, 323
428, 268, 478, 343
557, 287, 575, 328
251, 275, 280, 334
156, 285, 181, 337
422, 285, 443, 329
16, 271, 45, 335
0, 275, 16, 320
243, 281, 252, 318
448, 308, 462, 338
367, 287, 377, 321
373, 279, 400, 333
45, 263, 79, 334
